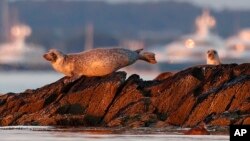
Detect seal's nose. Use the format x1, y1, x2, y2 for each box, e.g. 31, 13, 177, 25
43, 53, 49, 60
208, 53, 211, 57
43, 54, 47, 59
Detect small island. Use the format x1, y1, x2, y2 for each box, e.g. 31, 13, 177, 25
0, 64, 249, 133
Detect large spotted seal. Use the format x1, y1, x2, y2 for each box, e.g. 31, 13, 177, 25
206, 49, 221, 65
43, 48, 157, 78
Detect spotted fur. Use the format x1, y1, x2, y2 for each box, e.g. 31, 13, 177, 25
43, 48, 157, 77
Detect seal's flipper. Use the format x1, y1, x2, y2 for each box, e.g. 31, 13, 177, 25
134, 48, 143, 54
139, 52, 157, 64
63, 75, 81, 84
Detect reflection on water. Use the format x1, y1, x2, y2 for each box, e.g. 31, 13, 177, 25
0, 126, 229, 141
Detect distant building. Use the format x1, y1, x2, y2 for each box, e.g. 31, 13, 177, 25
0, 23, 46, 68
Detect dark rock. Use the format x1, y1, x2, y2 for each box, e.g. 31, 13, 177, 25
0, 64, 249, 128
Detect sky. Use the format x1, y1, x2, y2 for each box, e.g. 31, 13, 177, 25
9, 0, 250, 11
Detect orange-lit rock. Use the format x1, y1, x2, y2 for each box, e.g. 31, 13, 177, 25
184, 124, 210, 135
0, 64, 249, 128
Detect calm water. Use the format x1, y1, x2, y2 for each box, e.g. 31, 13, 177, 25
0, 71, 63, 93
0, 126, 229, 141
0, 70, 158, 93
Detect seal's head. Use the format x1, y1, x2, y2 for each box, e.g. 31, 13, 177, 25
43, 49, 72, 77
207, 49, 218, 60
43, 49, 64, 63
206, 49, 221, 65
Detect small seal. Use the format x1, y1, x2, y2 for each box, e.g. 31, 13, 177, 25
43, 48, 157, 78
206, 49, 221, 65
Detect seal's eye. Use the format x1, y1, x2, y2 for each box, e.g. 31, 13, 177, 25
213, 51, 217, 54
50, 52, 58, 62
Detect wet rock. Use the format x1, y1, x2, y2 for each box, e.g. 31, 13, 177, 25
0, 64, 249, 128
243, 117, 250, 124
184, 124, 210, 135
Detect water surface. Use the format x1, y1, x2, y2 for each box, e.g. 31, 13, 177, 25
0, 70, 158, 93
0, 71, 62, 93
0, 126, 229, 141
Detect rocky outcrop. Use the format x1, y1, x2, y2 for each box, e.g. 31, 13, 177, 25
0, 64, 249, 128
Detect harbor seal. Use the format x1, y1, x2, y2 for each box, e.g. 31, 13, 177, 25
43, 48, 157, 79
206, 49, 221, 65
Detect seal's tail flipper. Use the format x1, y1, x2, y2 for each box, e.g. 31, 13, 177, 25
134, 48, 143, 53
139, 52, 157, 64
